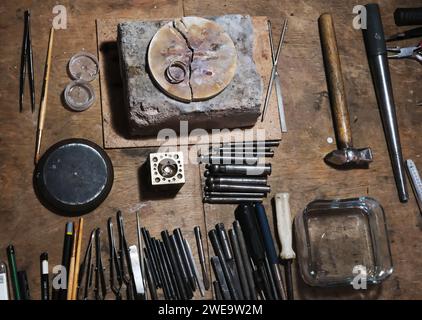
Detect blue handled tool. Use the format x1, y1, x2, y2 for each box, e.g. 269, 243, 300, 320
255, 203, 287, 300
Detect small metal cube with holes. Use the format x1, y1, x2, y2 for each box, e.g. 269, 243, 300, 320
148, 151, 185, 192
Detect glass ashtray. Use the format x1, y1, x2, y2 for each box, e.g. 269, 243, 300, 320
294, 197, 393, 287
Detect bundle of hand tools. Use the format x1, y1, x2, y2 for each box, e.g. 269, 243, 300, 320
1, 211, 213, 300
200, 141, 278, 204
209, 202, 294, 300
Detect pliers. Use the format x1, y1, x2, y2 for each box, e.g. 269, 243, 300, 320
387, 42, 422, 63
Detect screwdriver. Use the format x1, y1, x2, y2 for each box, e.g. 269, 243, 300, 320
275, 193, 295, 300
254, 203, 287, 299
235, 204, 275, 299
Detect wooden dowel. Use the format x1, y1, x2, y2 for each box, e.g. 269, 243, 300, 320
35, 27, 54, 164
67, 222, 78, 300
71, 218, 84, 300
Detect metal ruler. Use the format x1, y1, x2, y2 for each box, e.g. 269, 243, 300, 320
406, 159, 422, 213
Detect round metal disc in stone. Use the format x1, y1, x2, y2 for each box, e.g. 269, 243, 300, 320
148, 17, 237, 102
34, 139, 113, 216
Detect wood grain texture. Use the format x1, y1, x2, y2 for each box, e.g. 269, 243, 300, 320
0, 0, 421, 301
318, 13, 352, 149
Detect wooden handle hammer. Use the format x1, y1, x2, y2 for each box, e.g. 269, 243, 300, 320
318, 14, 373, 167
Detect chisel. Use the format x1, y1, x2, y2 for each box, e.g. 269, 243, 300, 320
275, 193, 295, 300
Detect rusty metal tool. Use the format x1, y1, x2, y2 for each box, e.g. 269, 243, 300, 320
362, 4, 408, 202
319, 13, 373, 167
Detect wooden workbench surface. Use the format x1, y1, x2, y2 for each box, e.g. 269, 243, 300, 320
0, 0, 421, 300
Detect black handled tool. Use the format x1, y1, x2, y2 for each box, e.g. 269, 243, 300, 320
362, 3, 408, 203
394, 7, 422, 26
170, 234, 193, 299
153, 238, 175, 299
215, 223, 243, 299
255, 203, 287, 300
107, 218, 123, 300
228, 229, 250, 299
40, 252, 49, 300
142, 228, 161, 289
235, 204, 275, 299
59, 222, 74, 300
78, 229, 95, 300
17, 271, 30, 300
209, 229, 240, 300
233, 221, 257, 299
174, 228, 197, 291
116, 211, 134, 300
19, 10, 35, 113
94, 228, 107, 300
144, 254, 158, 300
210, 257, 231, 300
386, 26, 422, 42
161, 230, 189, 300
161, 241, 181, 299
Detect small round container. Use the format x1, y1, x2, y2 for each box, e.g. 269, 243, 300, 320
64, 80, 95, 111
68, 51, 99, 82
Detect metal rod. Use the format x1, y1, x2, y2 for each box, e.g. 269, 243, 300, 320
261, 19, 288, 121
194, 226, 210, 291
268, 19, 287, 132
203, 197, 264, 204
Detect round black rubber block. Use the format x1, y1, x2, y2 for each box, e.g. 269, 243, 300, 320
34, 138, 113, 216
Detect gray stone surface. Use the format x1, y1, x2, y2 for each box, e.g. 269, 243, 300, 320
117, 15, 263, 136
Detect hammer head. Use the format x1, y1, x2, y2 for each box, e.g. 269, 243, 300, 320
325, 147, 373, 167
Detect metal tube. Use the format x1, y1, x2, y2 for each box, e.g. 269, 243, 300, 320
203, 197, 264, 204
205, 191, 267, 198
206, 164, 272, 176
206, 183, 270, 193
207, 176, 268, 186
